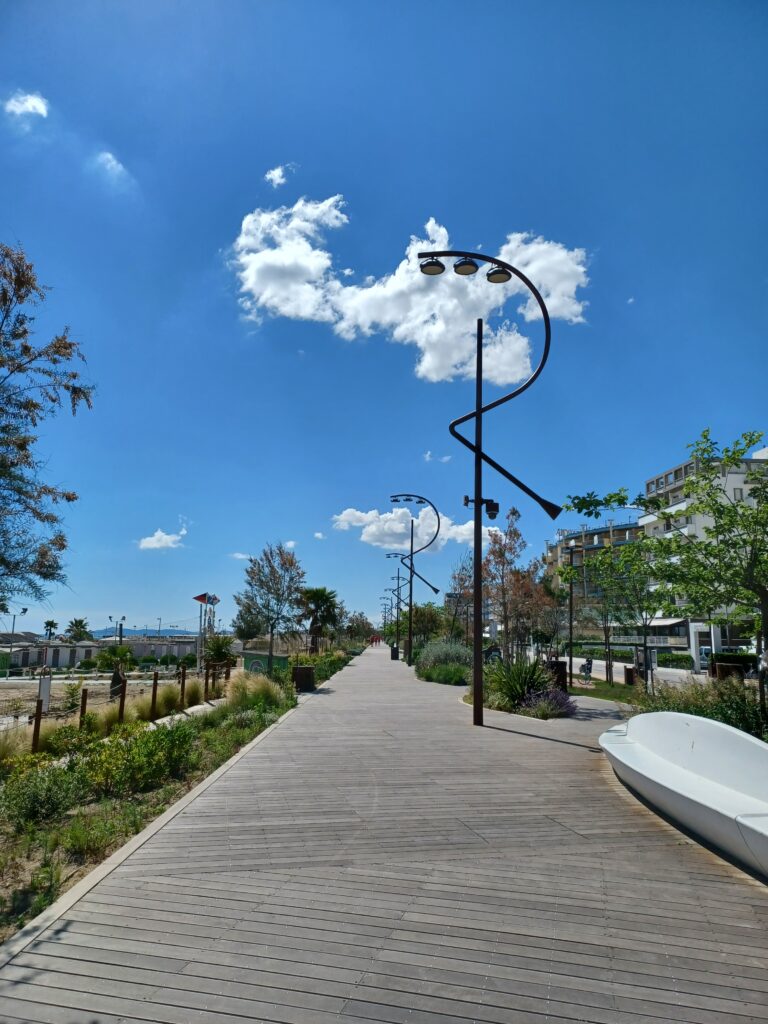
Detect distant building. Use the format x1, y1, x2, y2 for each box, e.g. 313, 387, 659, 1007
543, 519, 642, 598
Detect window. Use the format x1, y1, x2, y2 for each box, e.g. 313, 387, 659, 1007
647, 481, 655, 493
684, 463, 693, 475
657, 477, 664, 488
666, 472, 674, 485
674, 468, 683, 481
734, 487, 743, 501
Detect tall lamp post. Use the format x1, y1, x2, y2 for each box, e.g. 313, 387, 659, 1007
389, 493, 441, 665
418, 249, 562, 726
6, 607, 28, 678
568, 539, 576, 687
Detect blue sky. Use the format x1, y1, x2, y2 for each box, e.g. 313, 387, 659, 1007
2, 0, 766, 635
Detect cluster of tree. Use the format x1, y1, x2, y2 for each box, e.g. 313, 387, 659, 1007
567, 429, 768, 711
231, 542, 373, 673
0, 244, 93, 610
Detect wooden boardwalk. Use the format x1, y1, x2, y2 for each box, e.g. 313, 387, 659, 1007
1, 645, 767, 1023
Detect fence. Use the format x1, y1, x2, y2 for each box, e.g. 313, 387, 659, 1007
1, 662, 232, 753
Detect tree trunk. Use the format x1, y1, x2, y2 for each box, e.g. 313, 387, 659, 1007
267, 629, 274, 677
603, 624, 613, 684
759, 597, 768, 728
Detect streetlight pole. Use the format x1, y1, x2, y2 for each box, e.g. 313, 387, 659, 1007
418, 249, 562, 726
568, 540, 575, 687
389, 494, 441, 666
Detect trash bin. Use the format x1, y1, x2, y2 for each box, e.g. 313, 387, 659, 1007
390, 644, 400, 661
624, 665, 635, 686
292, 666, 316, 692
547, 659, 568, 692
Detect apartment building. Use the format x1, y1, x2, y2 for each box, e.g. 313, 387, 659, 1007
543, 519, 642, 598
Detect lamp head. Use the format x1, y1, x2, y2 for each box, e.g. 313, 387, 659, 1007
486, 264, 512, 284
419, 257, 445, 276
453, 257, 479, 276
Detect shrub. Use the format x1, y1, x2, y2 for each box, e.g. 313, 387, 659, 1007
421, 663, 468, 686
185, 679, 203, 707
416, 641, 472, 674
657, 652, 695, 669
78, 659, 97, 671
631, 676, 764, 738
156, 684, 182, 717
61, 812, 118, 862
710, 652, 758, 672
0, 728, 27, 776
484, 659, 553, 713
83, 721, 197, 797
520, 688, 577, 719
228, 673, 286, 711
37, 723, 95, 758
62, 681, 82, 713
95, 702, 132, 737
0, 756, 85, 828
132, 694, 154, 722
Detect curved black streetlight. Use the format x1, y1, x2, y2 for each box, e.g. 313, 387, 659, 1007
418, 249, 562, 726
389, 493, 441, 665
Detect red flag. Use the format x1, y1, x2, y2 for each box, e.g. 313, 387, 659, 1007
193, 593, 209, 604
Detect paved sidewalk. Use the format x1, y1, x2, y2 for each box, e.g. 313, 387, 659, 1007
1, 646, 767, 1023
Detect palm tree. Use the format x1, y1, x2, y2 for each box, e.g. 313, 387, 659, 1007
301, 587, 340, 654
65, 618, 92, 642
43, 619, 58, 641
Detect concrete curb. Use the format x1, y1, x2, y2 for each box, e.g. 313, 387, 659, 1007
0, 684, 323, 968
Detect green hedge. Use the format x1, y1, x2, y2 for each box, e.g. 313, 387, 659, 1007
657, 652, 694, 669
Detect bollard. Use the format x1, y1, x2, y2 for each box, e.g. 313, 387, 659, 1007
31, 699, 43, 753
180, 664, 186, 706
118, 676, 127, 723
79, 687, 89, 729
151, 671, 159, 720
204, 665, 210, 700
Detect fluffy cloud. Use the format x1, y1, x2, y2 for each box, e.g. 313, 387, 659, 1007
231, 552, 250, 560
314, 532, 326, 540
139, 524, 187, 550
93, 150, 135, 189
424, 451, 451, 463
265, 164, 288, 188
332, 506, 496, 551
285, 540, 296, 550
232, 195, 588, 385
4, 91, 48, 120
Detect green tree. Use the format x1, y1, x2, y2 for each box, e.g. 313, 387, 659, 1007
411, 602, 446, 646
482, 507, 527, 661
204, 633, 236, 666
0, 244, 93, 606
562, 545, 629, 684
301, 586, 340, 654
64, 618, 92, 642
231, 602, 265, 644
346, 611, 374, 641
43, 619, 58, 641
96, 645, 136, 671
233, 543, 305, 675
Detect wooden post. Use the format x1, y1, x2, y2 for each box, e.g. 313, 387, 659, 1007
180, 664, 186, 706
225, 664, 231, 681
118, 675, 127, 722
79, 687, 88, 729
151, 671, 159, 720
204, 664, 210, 700
31, 699, 43, 753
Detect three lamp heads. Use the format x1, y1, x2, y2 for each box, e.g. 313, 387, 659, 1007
419, 256, 512, 285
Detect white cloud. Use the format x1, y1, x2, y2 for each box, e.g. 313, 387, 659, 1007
314, 532, 326, 540
423, 451, 433, 462
231, 552, 250, 560
264, 163, 297, 189
627, 296, 635, 305
232, 195, 588, 385
342, 268, 354, 277
332, 506, 496, 551
4, 91, 48, 120
439, 455, 451, 463
424, 450, 451, 463
93, 150, 135, 190
139, 524, 188, 550
285, 540, 296, 550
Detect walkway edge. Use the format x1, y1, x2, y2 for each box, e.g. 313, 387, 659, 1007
0, 687, 319, 968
